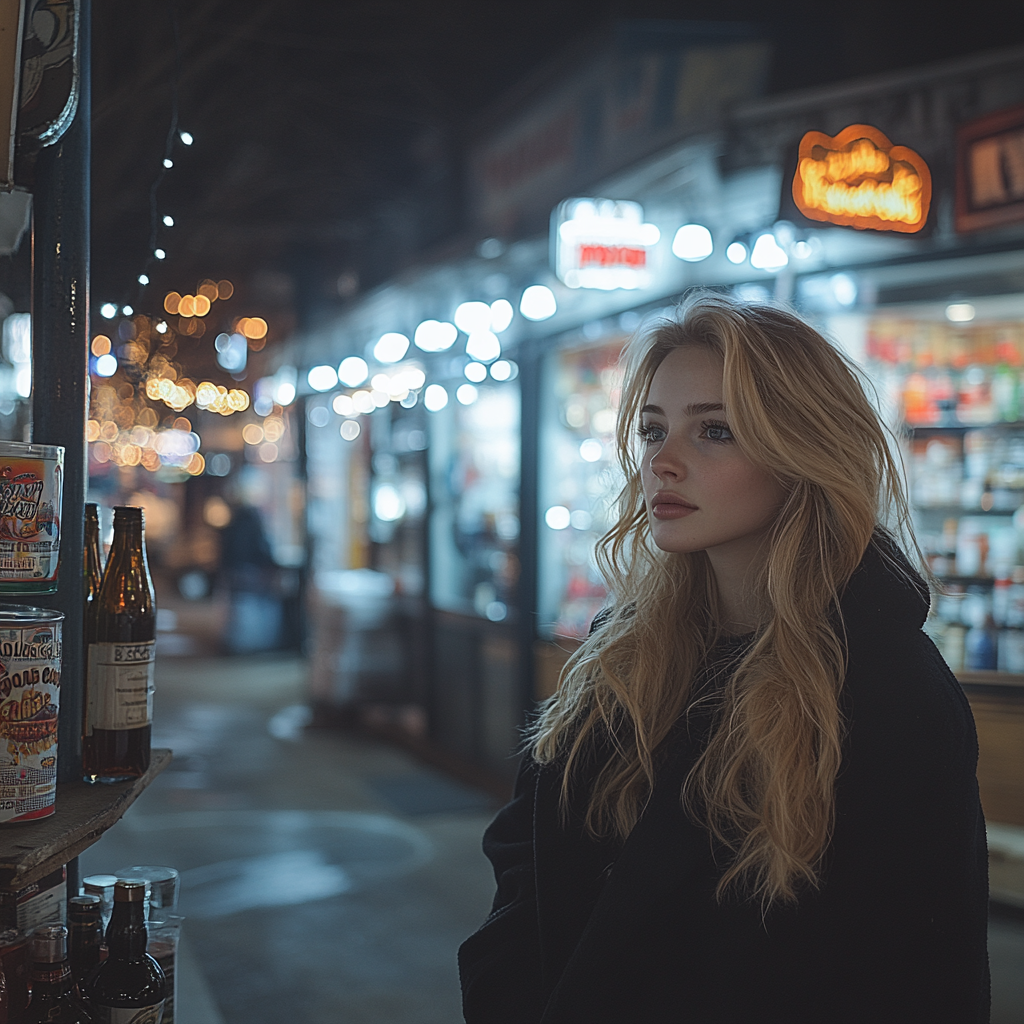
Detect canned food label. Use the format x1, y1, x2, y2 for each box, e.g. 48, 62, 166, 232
92, 1003, 165, 1024
86, 642, 155, 733
0, 622, 61, 822
0, 457, 62, 582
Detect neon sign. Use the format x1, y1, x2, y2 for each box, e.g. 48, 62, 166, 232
792, 124, 931, 233
554, 199, 661, 290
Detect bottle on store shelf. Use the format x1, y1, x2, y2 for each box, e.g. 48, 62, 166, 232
80, 877, 117, 933
24, 924, 94, 1023
83, 882, 165, 1024
965, 613, 998, 670
0, 928, 28, 1022
68, 896, 104, 988
82, 507, 156, 784
84, 504, 103, 622
992, 363, 1021, 422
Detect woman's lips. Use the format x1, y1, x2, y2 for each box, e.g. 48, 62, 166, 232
652, 494, 698, 520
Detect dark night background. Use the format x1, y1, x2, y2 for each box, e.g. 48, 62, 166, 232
87, 0, 1024, 343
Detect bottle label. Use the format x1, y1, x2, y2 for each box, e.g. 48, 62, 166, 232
0, 452, 63, 583
93, 1003, 165, 1024
0, 619, 61, 822
86, 642, 156, 733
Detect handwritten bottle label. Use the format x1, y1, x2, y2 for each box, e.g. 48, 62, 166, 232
86, 642, 155, 733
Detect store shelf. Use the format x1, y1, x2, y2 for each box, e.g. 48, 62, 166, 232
958, 671, 1024, 691
0, 748, 171, 889
909, 422, 1024, 434
915, 506, 1020, 516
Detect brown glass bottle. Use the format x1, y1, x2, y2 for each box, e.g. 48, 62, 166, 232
82, 882, 164, 1024
68, 895, 104, 988
82, 507, 156, 783
84, 504, 104, 625
24, 924, 94, 1023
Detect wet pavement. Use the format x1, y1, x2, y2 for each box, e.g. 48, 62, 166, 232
80, 653, 501, 1024
80, 648, 1024, 1024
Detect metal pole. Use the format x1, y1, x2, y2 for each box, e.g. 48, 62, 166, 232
31, 0, 90, 786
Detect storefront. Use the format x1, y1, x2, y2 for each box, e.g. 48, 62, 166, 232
300, 45, 1024, 830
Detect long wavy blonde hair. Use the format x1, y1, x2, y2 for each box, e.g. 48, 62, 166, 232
529, 293, 922, 907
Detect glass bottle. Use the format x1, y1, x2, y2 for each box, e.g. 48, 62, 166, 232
82, 507, 156, 783
83, 882, 165, 1024
68, 895, 104, 988
84, 504, 104, 627
24, 924, 94, 1023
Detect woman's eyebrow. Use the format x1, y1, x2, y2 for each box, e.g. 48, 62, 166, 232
640, 402, 724, 416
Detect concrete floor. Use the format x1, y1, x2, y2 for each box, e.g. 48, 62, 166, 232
80, 648, 1024, 1024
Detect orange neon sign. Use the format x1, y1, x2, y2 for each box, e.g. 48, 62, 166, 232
792, 124, 931, 233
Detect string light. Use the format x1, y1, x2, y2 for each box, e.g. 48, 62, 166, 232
162, 215, 174, 227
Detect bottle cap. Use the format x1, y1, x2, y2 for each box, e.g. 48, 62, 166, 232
31, 924, 67, 963
82, 873, 118, 894
69, 894, 102, 921
113, 880, 147, 903
114, 865, 179, 911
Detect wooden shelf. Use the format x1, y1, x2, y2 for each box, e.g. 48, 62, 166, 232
0, 749, 171, 889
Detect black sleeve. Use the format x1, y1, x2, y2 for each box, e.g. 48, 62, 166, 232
810, 633, 991, 1024
459, 757, 546, 1024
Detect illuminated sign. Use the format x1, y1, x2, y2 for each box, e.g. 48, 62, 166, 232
792, 124, 931, 233
553, 198, 661, 290
955, 104, 1024, 233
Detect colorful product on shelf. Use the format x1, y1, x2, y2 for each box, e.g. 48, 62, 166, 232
0, 442, 64, 594
0, 607, 63, 823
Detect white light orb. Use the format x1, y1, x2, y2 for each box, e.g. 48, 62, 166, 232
100, 303, 117, 319
454, 301, 492, 334
749, 233, 788, 272
831, 273, 858, 308
413, 319, 457, 352
374, 484, 406, 522
424, 384, 449, 412
579, 438, 603, 463
333, 394, 355, 417
671, 224, 714, 262
275, 382, 296, 406
519, 285, 557, 321
307, 365, 338, 392
95, 353, 117, 377
340, 419, 361, 441
946, 302, 975, 323
456, 383, 478, 405
544, 505, 571, 530
490, 299, 514, 333
122, 305, 134, 316
338, 356, 369, 387
726, 241, 748, 264
352, 390, 375, 414
490, 360, 512, 381
464, 361, 487, 382
466, 330, 501, 362
373, 332, 410, 363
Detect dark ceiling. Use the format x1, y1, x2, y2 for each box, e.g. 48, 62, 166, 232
90, 0, 1024, 338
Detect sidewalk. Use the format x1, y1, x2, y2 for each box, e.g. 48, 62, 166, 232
80, 654, 501, 1024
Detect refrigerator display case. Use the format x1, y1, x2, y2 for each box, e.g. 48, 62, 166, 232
537, 333, 627, 639
429, 378, 521, 621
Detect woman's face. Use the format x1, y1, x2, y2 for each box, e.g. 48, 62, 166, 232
640, 345, 786, 557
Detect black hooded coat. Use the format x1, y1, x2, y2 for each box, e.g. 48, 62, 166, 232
458, 536, 990, 1023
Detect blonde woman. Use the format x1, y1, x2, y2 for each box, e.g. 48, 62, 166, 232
459, 295, 989, 1024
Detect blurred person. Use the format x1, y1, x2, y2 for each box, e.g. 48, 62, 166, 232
218, 499, 282, 653
459, 296, 989, 1023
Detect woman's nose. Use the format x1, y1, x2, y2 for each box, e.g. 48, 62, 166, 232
649, 440, 685, 481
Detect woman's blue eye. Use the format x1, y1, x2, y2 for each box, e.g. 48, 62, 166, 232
638, 423, 665, 444
701, 420, 733, 442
